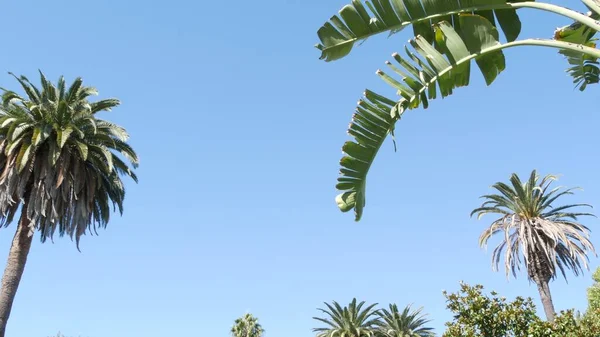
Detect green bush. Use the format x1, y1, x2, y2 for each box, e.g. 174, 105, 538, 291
442, 283, 600, 337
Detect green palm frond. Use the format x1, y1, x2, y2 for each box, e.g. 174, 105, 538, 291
472, 170, 596, 281
313, 299, 381, 337
336, 12, 600, 221
338, 14, 505, 220
0, 71, 138, 249
554, 10, 600, 90
376, 304, 434, 337
316, 0, 533, 62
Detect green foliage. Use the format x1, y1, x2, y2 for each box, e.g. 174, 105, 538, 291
555, 11, 600, 91
442, 283, 541, 337
315, 0, 529, 62
0, 71, 139, 248
588, 267, 600, 311
231, 313, 264, 337
472, 170, 595, 281
317, 1, 600, 221
336, 14, 510, 221
377, 304, 434, 337
441, 282, 600, 337
332, 10, 600, 221
313, 300, 434, 337
313, 298, 380, 337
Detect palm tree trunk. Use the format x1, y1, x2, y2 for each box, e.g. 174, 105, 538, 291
535, 278, 556, 322
0, 207, 33, 337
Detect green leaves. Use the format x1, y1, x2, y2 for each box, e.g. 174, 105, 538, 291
231, 313, 265, 337
336, 90, 395, 221
554, 10, 600, 91
377, 304, 434, 337
0, 71, 138, 249
315, 0, 530, 62
313, 299, 381, 337
338, 15, 508, 220
459, 14, 505, 85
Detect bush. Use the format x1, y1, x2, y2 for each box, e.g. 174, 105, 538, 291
442, 282, 600, 337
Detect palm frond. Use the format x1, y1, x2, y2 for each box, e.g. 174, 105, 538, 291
313, 299, 381, 337
554, 8, 600, 90
376, 304, 434, 337
337, 14, 506, 220
337, 10, 600, 220
316, 0, 531, 62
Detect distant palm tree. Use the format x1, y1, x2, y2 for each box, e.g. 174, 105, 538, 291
376, 304, 434, 337
472, 170, 595, 322
0, 71, 138, 336
231, 313, 264, 337
313, 298, 380, 337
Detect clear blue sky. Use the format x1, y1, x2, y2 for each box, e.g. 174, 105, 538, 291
1, 0, 599, 336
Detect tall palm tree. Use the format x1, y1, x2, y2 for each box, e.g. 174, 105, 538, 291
231, 313, 264, 337
314, 0, 600, 221
0, 71, 138, 336
313, 298, 381, 337
376, 304, 434, 337
471, 170, 595, 322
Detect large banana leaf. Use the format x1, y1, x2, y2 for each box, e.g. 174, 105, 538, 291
336, 13, 600, 221
554, 9, 600, 90
316, 0, 534, 62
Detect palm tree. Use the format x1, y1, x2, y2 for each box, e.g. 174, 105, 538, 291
315, 0, 600, 221
0, 71, 138, 336
471, 170, 595, 322
313, 298, 381, 337
376, 304, 434, 337
231, 313, 264, 337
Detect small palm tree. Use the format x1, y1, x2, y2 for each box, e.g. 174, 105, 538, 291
313, 298, 381, 337
0, 72, 138, 336
231, 313, 264, 337
376, 304, 434, 337
471, 170, 595, 322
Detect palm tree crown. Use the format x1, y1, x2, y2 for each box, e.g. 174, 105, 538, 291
313, 298, 380, 337
231, 313, 264, 337
376, 304, 434, 337
0, 71, 139, 248
471, 170, 595, 281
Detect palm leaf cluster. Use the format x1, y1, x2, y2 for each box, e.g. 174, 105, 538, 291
0, 72, 138, 248
313, 299, 434, 337
472, 170, 596, 282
